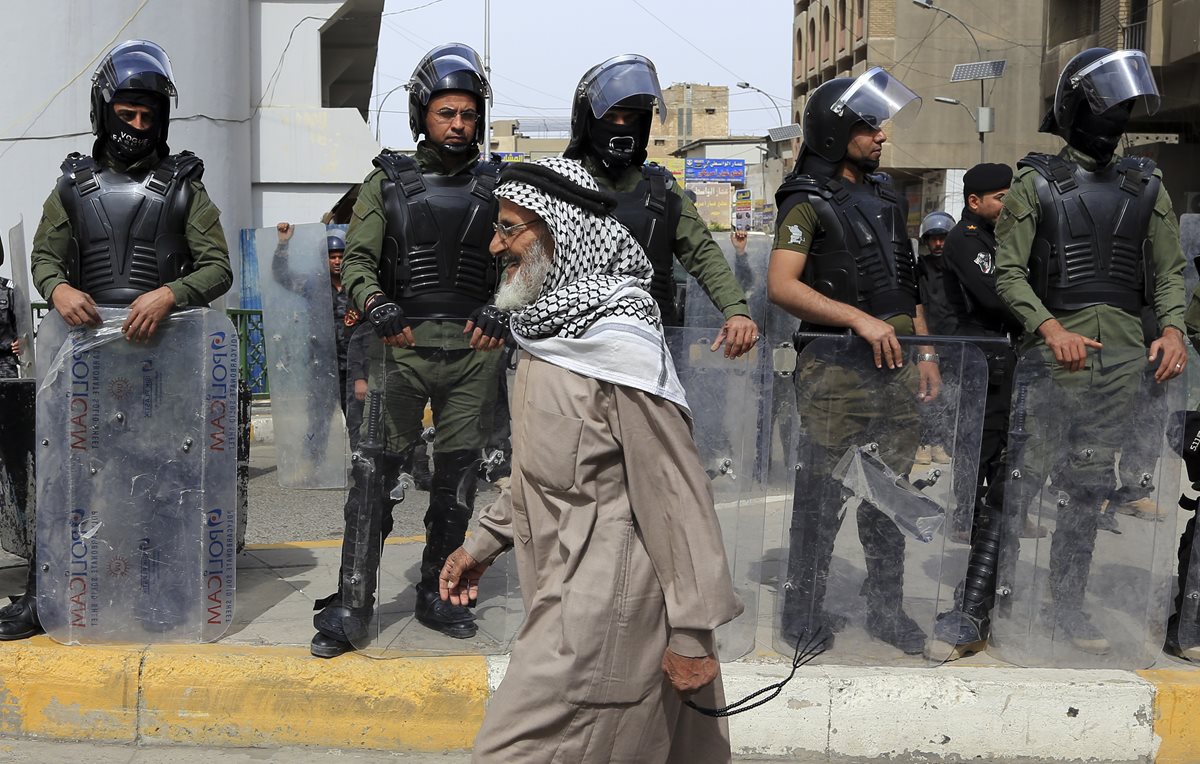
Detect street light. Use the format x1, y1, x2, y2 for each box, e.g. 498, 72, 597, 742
934, 96, 993, 163
736, 81, 785, 128
912, 0, 998, 162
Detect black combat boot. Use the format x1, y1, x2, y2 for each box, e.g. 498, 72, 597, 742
0, 563, 42, 641
858, 502, 925, 655
781, 474, 847, 650
926, 500, 1002, 661
414, 450, 479, 639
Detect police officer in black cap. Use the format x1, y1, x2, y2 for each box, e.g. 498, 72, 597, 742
564, 55, 758, 356
924, 162, 1023, 660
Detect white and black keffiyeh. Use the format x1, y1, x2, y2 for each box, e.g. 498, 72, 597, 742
496, 156, 688, 410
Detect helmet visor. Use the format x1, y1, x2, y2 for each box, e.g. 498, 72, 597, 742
831, 67, 921, 130
584, 55, 666, 123
1071, 49, 1160, 116
95, 41, 178, 106
411, 43, 490, 104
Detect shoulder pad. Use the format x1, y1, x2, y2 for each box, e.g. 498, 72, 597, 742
372, 149, 419, 181
776, 173, 825, 197
60, 152, 97, 178
866, 171, 893, 186
1016, 152, 1068, 179
160, 151, 205, 182
1117, 154, 1157, 180
641, 162, 677, 192
472, 158, 502, 180
960, 223, 982, 238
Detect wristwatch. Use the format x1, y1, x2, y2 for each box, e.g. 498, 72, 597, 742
917, 352, 940, 364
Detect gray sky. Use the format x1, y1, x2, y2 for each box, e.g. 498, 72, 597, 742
371, 0, 794, 148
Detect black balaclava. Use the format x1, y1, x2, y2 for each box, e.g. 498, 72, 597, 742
587, 113, 647, 176
103, 90, 163, 163
1068, 100, 1133, 165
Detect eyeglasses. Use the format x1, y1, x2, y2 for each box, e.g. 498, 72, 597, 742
492, 219, 543, 240
430, 107, 481, 124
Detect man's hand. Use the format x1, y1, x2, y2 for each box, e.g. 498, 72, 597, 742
730, 230, 748, 255
439, 546, 489, 607
465, 304, 510, 351
50, 283, 101, 328
917, 360, 941, 402
365, 294, 416, 348
353, 378, 368, 402
710, 315, 759, 359
661, 649, 719, 696
276, 222, 294, 244
1149, 326, 1188, 383
851, 314, 904, 369
10, 338, 20, 357
122, 285, 176, 342
1038, 319, 1102, 372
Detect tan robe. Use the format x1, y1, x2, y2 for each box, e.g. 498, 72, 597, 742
463, 355, 744, 764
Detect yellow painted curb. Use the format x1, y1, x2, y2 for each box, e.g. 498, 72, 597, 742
0, 639, 488, 752
0, 636, 138, 742
1139, 669, 1200, 764
140, 645, 488, 751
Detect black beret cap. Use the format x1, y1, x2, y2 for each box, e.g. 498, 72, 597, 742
963, 163, 1013, 197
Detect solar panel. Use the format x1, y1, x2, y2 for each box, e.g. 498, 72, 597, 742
950, 59, 1007, 82
768, 123, 804, 142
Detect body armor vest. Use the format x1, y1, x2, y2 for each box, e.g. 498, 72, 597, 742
610, 164, 684, 322
375, 151, 500, 319
775, 172, 918, 331
57, 152, 201, 305
1018, 152, 1159, 314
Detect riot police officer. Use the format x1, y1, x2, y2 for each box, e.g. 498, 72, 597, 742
769, 68, 940, 655
310, 43, 507, 658
0, 239, 20, 378
916, 210, 956, 336
993, 48, 1185, 655
925, 162, 1021, 661
4, 39, 233, 640
563, 55, 758, 356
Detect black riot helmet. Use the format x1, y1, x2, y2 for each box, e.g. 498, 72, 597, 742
90, 40, 179, 161
563, 54, 666, 173
1040, 48, 1159, 161
407, 43, 490, 149
797, 67, 920, 176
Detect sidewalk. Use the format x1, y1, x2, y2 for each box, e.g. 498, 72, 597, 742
0, 536, 1198, 763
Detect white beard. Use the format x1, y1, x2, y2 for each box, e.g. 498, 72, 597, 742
495, 237, 551, 311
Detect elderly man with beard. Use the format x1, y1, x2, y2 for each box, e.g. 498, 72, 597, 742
439, 157, 742, 763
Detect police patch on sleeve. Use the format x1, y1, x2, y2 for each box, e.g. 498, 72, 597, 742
787, 225, 806, 245
974, 251, 994, 275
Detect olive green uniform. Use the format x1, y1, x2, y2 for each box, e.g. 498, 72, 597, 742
340, 142, 501, 453
993, 146, 1185, 613
771, 194, 924, 646
585, 157, 751, 323
31, 150, 232, 308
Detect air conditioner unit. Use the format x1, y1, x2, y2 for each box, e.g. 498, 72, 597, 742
1184, 192, 1200, 215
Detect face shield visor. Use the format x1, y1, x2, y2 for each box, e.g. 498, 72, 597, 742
831, 66, 921, 131
583, 55, 666, 122
410, 43, 491, 105
94, 40, 178, 107
1068, 49, 1160, 117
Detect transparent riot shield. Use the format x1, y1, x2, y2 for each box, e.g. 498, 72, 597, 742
254, 224, 346, 489
1175, 215, 1200, 655
7, 220, 35, 374
0, 377, 36, 559
35, 308, 238, 644
664, 327, 767, 660
990, 345, 1182, 668
772, 333, 987, 665
345, 328, 518, 657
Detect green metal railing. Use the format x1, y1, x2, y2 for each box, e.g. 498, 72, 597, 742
30, 302, 270, 397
